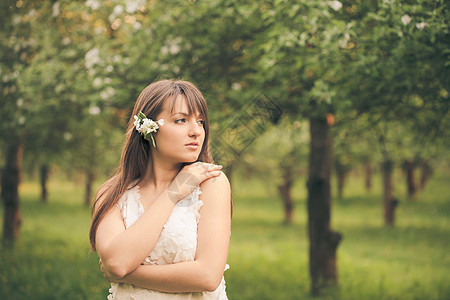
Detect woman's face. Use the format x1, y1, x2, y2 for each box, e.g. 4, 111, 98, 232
152, 95, 206, 165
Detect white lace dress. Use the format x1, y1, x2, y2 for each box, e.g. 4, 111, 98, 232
107, 185, 229, 299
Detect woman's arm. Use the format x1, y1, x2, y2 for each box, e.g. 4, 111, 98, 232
118, 172, 232, 292
96, 163, 223, 279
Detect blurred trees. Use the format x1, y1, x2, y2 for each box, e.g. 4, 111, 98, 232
335, 0, 449, 225
245, 1, 349, 292
241, 117, 308, 224
0, 0, 50, 244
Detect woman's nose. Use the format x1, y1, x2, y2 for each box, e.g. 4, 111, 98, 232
188, 120, 202, 137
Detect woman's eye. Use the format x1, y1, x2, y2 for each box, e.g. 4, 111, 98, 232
175, 118, 186, 123
197, 120, 205, 125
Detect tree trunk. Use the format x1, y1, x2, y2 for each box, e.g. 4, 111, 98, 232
277, 165, 294, 224
40, 164, 49, 203
335, 160, 346, 199
404, 160, 417, 200
381, 160, 398, 226
85, 170, 95, 206
1, 141, 24, 246
307, 117, 342, 295
420, 160, 432, 189
364, 161, 372, 191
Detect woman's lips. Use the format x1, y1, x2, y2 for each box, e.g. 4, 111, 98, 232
185, 142, 199, 150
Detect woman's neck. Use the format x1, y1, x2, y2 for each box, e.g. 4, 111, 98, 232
140, 158, 182, 191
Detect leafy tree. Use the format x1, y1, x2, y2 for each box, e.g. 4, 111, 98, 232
1, 0, 45, 244
335, 0, 449, 225
241, 117, 309, 224
245, 1, 349, 293
0, 0, 107, 243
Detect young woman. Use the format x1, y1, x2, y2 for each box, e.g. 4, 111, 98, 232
89, 79, 232, 299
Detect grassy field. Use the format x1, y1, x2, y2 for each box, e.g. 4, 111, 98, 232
0, 167, 449, 299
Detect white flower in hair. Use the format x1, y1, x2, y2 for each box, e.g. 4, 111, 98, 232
134, 112, 164, 147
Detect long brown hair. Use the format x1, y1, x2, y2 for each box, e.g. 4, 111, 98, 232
89, 79, 214, 251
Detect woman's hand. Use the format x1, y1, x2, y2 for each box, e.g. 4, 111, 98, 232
167, 162, 222, 204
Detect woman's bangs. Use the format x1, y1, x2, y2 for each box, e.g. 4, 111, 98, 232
186, 94, 208, 119
169, 91, 208, 120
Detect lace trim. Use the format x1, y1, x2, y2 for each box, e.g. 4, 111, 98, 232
117, 184, 144, 228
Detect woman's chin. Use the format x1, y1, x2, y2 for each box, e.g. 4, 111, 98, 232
183, 157, 198, 164
178, 154, 200, 164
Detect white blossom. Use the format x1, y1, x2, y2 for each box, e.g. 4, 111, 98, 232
231, 82, 242, 90
416, 22, 428, 30
28, 9, 36, 17
63, 37, 71, 45
112, 55, 122, 63
86, 0, 101, 10
106, 65, 113, 72
339, 32, 350, 48
126, 0, 145, 14
18, 116, 25, 125
170, 44, 181, 55
401, 14, 411, 25
133, 115, 141, 130
161, 46, 169, 55
13, 15, 21, 25
141, 118, 158, 134
64, 132, 73, 141
109, 5, 124, 23
85, 48, 100, 69
17, 98, 24, 107
93, 77, 102, 87
52, 2, 60, 17
134, 114, 164, 136
133, 21, 142, 30
100, 87, 115, 100
328, 1, 343, 11
89, 106, 101, 115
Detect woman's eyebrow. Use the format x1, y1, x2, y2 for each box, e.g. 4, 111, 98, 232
170, 112, 189, 117
170, 112, 204, 118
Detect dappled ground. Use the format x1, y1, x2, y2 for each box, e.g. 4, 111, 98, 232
0, 168, 449, 299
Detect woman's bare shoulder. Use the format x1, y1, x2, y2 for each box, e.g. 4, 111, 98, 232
200, 171, 231, 200
201, 171, 229, 188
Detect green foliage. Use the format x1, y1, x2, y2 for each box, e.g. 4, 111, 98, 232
239, 116, 309, 187
336, 0, 449, 129
2, 0, 447, 175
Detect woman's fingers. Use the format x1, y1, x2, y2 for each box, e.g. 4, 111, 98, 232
167, 163, 223, 203
201, 165, 222, 180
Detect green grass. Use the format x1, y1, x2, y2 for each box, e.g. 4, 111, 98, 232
1, 169, 449, 299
